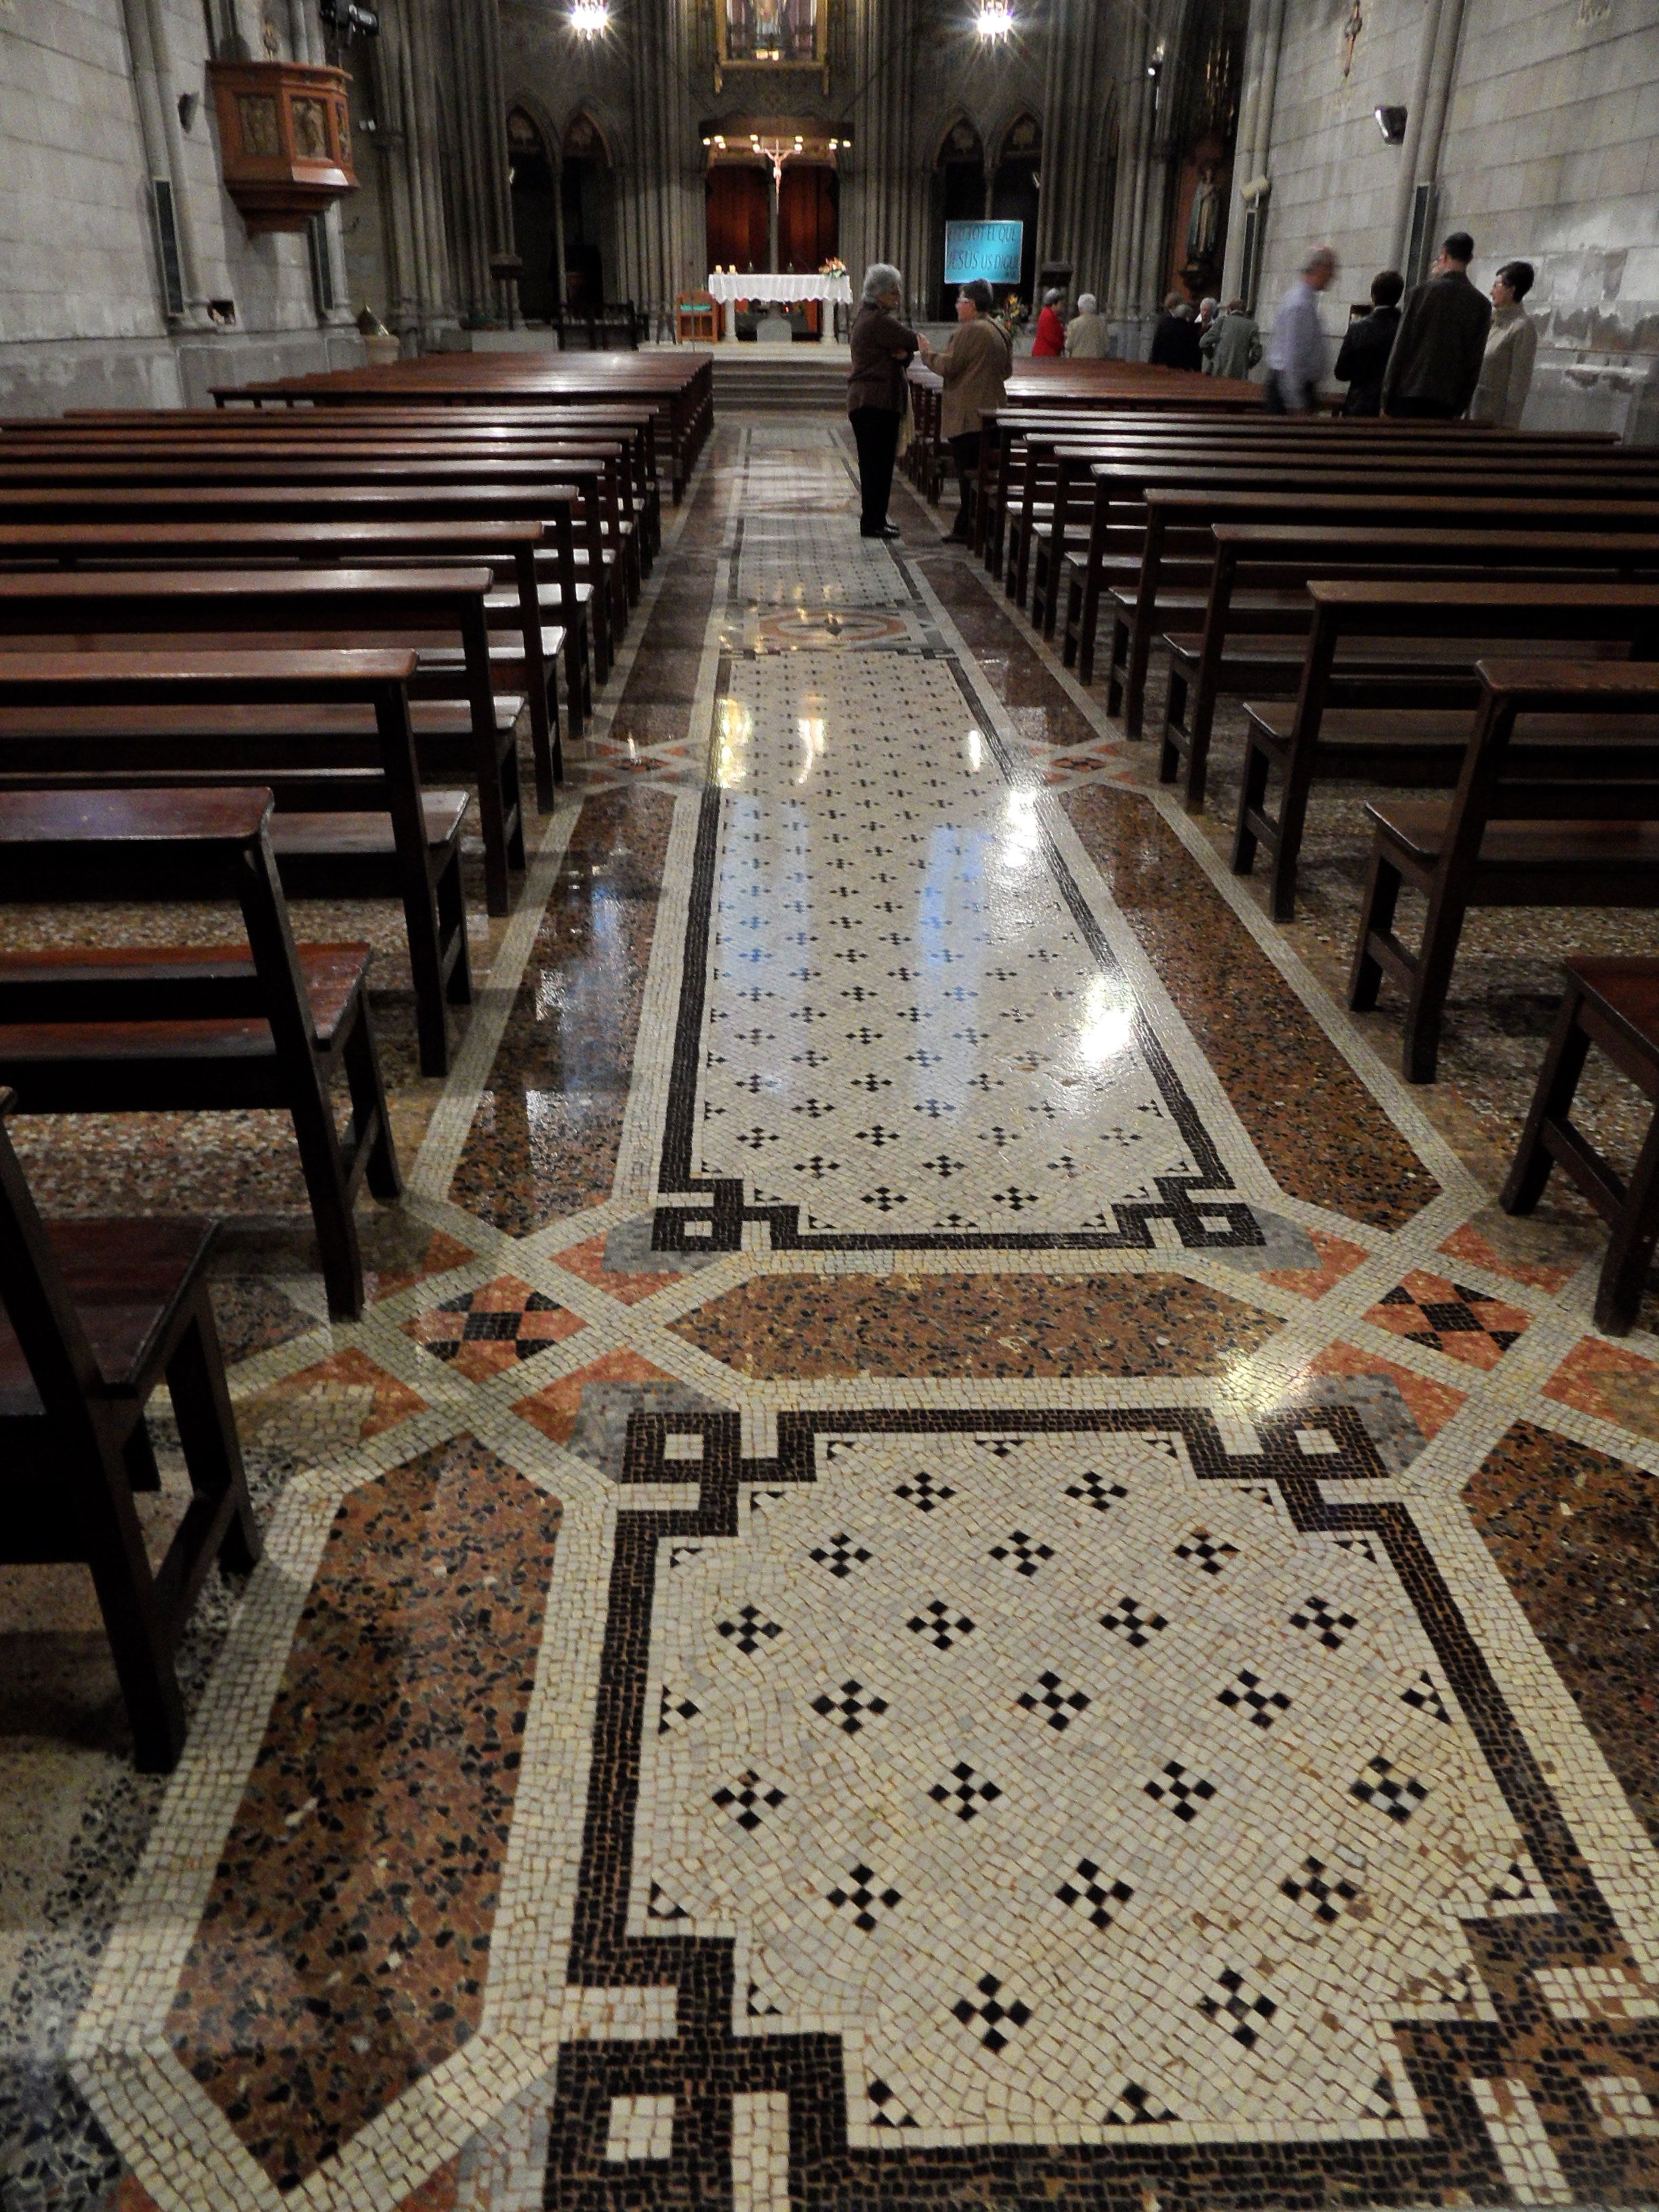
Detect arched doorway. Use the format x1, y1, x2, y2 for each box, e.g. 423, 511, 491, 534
991, 112, 1041, 305
507, 108, 558, 321
561, 112, 611, 310
935, 116, 985, 318
777, 163, 836, 274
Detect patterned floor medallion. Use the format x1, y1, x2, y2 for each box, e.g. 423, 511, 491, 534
10, 419, 1659, 2212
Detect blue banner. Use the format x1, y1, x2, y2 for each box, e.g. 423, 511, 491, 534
943, 219, 1023, 287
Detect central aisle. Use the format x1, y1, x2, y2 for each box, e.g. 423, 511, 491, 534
41, 422, 1659, 2212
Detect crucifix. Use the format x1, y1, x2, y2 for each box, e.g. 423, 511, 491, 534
1341, 1, 1364, 77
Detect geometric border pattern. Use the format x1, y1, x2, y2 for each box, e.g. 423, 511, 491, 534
546, 1400, 1659, 2207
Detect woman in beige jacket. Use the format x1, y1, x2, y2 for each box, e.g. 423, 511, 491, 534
919, 280, 1012, 543
1471, 260, 1539, 428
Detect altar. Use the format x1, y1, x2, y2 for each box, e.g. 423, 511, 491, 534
705, 271, 853, 306
705, 268, 853, 341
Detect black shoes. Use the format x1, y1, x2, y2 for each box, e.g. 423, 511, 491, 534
859, 521, 902, 539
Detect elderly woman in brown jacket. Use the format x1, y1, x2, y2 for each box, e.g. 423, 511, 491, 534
919, 279, 1011, 543
847, 262, 918, 538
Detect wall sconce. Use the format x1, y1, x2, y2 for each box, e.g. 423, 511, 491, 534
570, 0, 609, 33
976, 2, 1013, 38
1374, 104, 1407, 142
1146, 47, 1163, 79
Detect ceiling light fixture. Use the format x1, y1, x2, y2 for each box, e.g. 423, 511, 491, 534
571, 0, 609, 35
977, 1, 1013, 37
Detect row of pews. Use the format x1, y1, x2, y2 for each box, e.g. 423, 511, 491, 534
948, 361, 1659, 1335
0, 350, 712, 1769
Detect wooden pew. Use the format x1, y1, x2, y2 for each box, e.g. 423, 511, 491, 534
0, 443, 633, 653
0, 565, 527, 917
0, 483, 586, 783
999, 418, 1603, 615
214, 352, 712, 501
0, 649, 469, 1078
0, 1086, 261, 1771
979, 412, 1610, 596
1161, 522, 1659, 808
1086, 459, 1659, 720
0, 511, 580, 787
1019, 421, 1620, 638
1348, 661, 1659, 1084
6, 407, 663, 563
0, 785, 401, 1321
1233, 579, 1659, 920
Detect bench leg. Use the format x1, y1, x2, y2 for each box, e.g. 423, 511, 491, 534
74, 1430, 188, 1771
1160, 670, 1189, 786
167, 1296, 262, 1580
1061, 576, 1082, 669
1398, 892, 1471, 1085
1347, 848, 1402, 1012
403, 869, 453, 1082
1266, 761, 1315, 924
1595, 1113, 1659, 1331
289, 1063, 368, 1322
342, 1005, 402, 1206
1501, 984, 1591, 1216
1231, 734, 1273, 876
437, 844, 472, 1008
1107, 615, 1130, 720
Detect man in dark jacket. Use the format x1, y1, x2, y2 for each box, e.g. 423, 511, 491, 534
1149, 292, 1203, 372
1334, 269, 1404, 415
1381, 232, 1492, 419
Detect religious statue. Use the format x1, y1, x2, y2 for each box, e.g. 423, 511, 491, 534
1186, 163, 1220, 266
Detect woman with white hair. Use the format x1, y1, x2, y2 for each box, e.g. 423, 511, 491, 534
846, 262, 919, 538
1064, 292, 1109, 359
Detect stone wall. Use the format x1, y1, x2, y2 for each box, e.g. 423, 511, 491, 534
0, 0, 361, 413
1240, 0, 1659, 439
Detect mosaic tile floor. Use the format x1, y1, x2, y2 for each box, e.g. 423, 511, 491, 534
8, 418, 1659, 2211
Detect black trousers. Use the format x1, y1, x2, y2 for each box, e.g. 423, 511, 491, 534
850, 405, 901, 531
1263, 369, 1313, 414
949, 431, 981, 537
1386, 395, 1458, 420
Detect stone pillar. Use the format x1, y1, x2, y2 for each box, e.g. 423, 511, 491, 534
844, 0, 928, 323
615, 0, 701, 326
1036, 0, 1115, 303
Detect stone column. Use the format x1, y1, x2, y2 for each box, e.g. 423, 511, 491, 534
1036, 0, 1115, 302
844, 0, 927, 322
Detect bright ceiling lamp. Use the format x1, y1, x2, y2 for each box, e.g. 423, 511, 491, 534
977, 1, 1013, 35
571, 0, 609, 34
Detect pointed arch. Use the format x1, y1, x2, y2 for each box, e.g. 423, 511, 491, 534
934, 112, 985, 169
562, 108, 613, 165
994, 109, 1042, 167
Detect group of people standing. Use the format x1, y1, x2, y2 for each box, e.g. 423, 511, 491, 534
844, 230, 1542, 541
846, 263, 1014, 541
1264, 231, 1539, 425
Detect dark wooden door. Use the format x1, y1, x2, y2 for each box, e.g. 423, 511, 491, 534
778, 164, 837, 274
705, 166, 771, 273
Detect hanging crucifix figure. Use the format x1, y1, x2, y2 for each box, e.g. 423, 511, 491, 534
1341, 1, 1364, 77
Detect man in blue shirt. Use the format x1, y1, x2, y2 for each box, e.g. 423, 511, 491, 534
1263, 245, 1338, 412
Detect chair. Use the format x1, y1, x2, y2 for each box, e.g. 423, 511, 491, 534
0, 786, 401, 1321
0, 1088, 261, 1770
675, 293, 722, 344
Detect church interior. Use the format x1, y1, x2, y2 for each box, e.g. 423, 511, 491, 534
3, 1, 1659, 2207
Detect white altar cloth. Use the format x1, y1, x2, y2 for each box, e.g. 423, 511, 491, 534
705, 271, 853, 306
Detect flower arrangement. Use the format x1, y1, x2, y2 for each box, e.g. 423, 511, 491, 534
991, 292, 1027, 341
819, 258, 847, 277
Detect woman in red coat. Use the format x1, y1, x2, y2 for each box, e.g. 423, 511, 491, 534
1031, 287, 1066, 357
